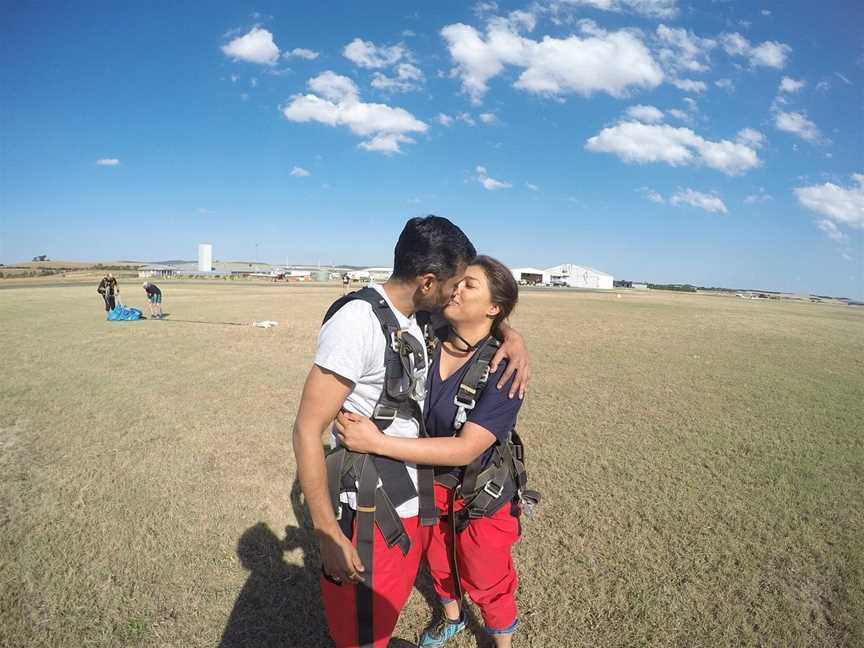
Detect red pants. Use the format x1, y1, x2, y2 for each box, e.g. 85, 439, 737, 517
424, 484, 521, 634
321, 514, 424, 648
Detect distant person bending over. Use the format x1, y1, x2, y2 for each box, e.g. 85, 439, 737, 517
97, 273, 119, 312
143, 282, 163, 319
336, 256, 529, 648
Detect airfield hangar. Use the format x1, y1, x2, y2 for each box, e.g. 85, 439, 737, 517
510, 264, 614, 289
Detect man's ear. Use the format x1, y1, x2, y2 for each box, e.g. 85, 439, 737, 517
418, 273, 437, 294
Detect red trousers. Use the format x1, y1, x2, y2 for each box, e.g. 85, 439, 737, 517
425, 483, 521, 633
321, 486, 520, 646
321, 515, 424, 648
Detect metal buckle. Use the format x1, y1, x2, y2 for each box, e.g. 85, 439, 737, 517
373, 404, 398, 420
335, 504, 342, 521
483, 481, 504, 498
453, 394, 475, 410
389, 331, 401, 353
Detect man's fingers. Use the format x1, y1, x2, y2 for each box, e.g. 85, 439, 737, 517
352, 549, 365, 573
489, 346, 506, 373
496, 361, 517, 393
510, 366, 529, 399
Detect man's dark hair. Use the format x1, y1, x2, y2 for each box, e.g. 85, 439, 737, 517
391, 215, 476, 281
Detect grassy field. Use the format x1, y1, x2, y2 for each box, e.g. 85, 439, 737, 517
1, 281, 862, 648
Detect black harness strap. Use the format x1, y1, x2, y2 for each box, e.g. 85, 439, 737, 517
355, 456, 377, 648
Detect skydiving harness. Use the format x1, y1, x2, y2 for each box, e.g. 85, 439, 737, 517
321, 287, 438, 648
434, 336, 541, 533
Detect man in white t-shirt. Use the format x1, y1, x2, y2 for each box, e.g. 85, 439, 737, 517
293, 216, 530, 648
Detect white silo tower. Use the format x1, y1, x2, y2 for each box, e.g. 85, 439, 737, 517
198, 243, 212, 272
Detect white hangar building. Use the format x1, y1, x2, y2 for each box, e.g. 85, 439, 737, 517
511, 264, 614, 289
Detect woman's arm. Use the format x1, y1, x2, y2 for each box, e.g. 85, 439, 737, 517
335, 411, 496, 466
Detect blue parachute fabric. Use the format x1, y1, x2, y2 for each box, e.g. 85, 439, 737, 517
107, 303, 143, 321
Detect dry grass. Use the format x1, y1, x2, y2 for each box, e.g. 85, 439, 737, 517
1, 282, 862, 648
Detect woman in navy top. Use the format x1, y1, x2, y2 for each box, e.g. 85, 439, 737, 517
337, 256, 524, 648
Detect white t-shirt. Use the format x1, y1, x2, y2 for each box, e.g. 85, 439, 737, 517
315, 283, 428, 518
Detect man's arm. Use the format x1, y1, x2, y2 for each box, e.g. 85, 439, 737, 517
293, 365, 365, 583
491, 321, 530, 399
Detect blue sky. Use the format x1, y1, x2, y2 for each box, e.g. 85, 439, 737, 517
1, 0, 862, 296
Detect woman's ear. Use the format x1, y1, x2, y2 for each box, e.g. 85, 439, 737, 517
487, 303, 501, 319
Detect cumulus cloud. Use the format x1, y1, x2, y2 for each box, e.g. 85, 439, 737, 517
552, 0, 679, 19
281, 71, 428, 154
715, 78, 733, 90
479, 112, 498, 123
736, 127, 765, 148
526, 182, 539, 191
585, 121, 761, 175
476, 165, 511, 190
344, 38, 405, 68
720, 32, 790, 68
626, 104, 664, 123
774, 111, 825, 144
743, 188, 773, 204
655, 25, 716, 75
96, 158, 120, 166
671, 78, 707, 93
222, 27, 280, 65
436, 113, 455, 126
284, 47, 319, 60
639, 187, 665, 203
779, 76, 805, 93
371, 63, 424, 93
670, 188, 727, 214
794, 174, 864, 236
441, 16, 663, 104
290, 166, 310, 177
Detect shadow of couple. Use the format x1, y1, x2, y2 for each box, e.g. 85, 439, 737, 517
218, 480, 491, 648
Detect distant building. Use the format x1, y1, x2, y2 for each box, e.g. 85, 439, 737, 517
138, 264, 178, 278
510, 267, 547, 285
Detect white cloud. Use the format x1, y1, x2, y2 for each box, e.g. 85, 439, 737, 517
476, 165, 511, 190
526, 182, 539, 191
736, 127, 765, 148
281, 71, 428, 154
639, 187, 665, 203
834, 72, 852, 85
743, 188, 773, 204
585, 121, 761, 175
553, 0, 679, 19
436, 113, 455, 126
794, 174, 864, 234
779, 76, 805, 93
671, 78, 706, 93
196, 207, 212, 215
343, 38, 405, 68
670, 188, 728, 214
222, 27, 280, 66
774, 111, 825, 144
290, 166, 311, 177
817, 220, 847, 241
667, 108, 690, 122
715, 78, 733, 90
655, 25, 716, 75
720, 32, 790, 68
371, 63, 425, 93
284, 47, 319, 60
761, 9, 771, 16
479, 112, 498, 123
457, 112, 477, 126
626, 104, 664, 123
96, 158, 120, 166
441, 17, 663, 104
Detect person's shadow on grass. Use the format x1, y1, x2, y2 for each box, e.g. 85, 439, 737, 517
219, 481, 332, 648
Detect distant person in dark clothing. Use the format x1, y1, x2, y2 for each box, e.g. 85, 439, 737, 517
143, 282, 163, 319
97, 273, 119, 311
342, 273, 350, 295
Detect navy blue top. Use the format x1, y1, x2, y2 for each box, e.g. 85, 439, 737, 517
424, 344, 523, 488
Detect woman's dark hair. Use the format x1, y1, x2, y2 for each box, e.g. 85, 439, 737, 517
392, 215, 476, 281
472, 255, 518, 340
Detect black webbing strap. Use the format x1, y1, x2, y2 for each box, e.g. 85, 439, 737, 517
453, 338, 499, 430
446, 488, 464, 602
355, 456, 377, 648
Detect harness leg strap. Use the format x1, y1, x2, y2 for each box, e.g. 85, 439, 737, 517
355, 456, 377, 648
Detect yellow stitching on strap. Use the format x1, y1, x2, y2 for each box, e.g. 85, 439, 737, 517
356, 506, 376, 513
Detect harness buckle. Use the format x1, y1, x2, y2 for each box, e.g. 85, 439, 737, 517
483, 480, 504, 499
372, 404, 398, 421
453, 394, 475, 410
